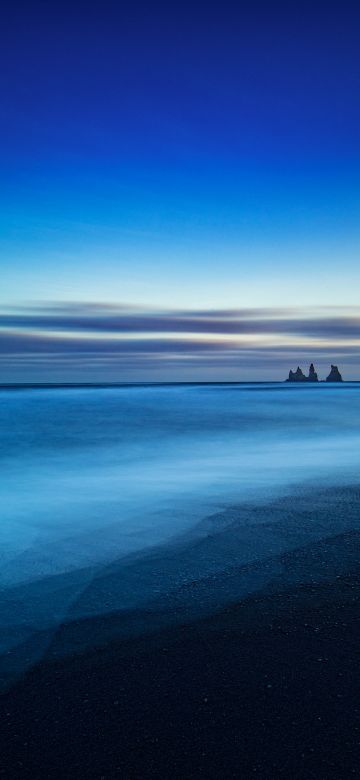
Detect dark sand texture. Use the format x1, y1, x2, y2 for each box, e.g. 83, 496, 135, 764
1, 487, 360, 778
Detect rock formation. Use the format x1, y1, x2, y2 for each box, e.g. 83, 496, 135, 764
326, 365, 343, 382
287, 366, 307, 382
287, 363, 319, 382
286, 363, 343, 382
307, 363, 318, 382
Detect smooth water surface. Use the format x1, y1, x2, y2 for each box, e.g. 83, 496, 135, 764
1, 383, 360, 683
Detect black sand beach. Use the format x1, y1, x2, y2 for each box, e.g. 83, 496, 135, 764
1, 485, 360, 778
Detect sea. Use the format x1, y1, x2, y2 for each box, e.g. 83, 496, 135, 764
1, 382, 360, 688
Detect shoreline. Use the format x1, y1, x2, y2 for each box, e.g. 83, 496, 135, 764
2, 551, 360, 778
1, 483, 360, 777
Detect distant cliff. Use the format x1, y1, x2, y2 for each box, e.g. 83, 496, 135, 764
286, 363, 342, 383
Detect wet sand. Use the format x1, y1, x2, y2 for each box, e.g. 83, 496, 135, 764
1, 487, 360, 778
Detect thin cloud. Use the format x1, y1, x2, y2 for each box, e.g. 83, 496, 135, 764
1, 304, 360, 340
1, 303, 359, 380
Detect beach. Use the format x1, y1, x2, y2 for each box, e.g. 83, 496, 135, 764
1, 385, 360, 777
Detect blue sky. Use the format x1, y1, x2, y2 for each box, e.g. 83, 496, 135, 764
1, 1, 360, 380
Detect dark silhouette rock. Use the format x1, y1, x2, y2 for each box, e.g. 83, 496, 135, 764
286, 363, 342, 382
287, 366, 307, 382
326, 365, 343, 382
307, 363, 318, 382
286, 363, 318, 382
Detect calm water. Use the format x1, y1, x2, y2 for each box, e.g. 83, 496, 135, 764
1, 383, 360, 684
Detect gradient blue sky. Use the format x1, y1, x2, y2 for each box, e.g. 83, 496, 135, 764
1, 1, 360, 380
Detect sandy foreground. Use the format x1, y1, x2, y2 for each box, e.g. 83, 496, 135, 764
1, 485, 360, 778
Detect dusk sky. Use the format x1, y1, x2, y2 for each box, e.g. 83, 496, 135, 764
1, 1, 360, 380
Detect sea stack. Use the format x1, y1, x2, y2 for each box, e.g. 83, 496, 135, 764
286, 363, 319, 382
287, 366, 307, 382
326, 365, 343, 382
307, 363, 318, 382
